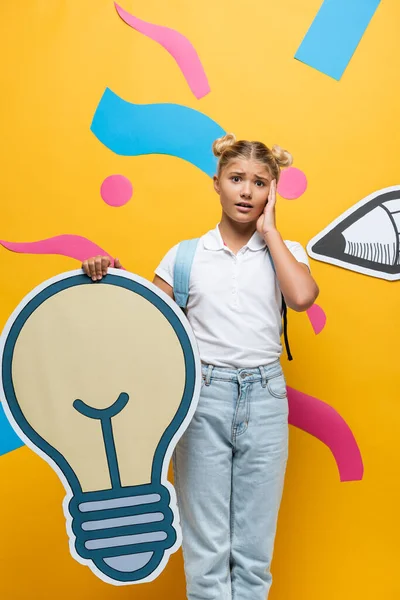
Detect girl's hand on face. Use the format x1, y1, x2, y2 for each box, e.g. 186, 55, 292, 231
256, 179, 277, 238
81, 256, 122, 281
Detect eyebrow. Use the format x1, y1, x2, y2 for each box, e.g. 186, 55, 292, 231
229, 171, 270, 182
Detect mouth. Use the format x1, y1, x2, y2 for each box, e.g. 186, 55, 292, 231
235, 202, 253, 213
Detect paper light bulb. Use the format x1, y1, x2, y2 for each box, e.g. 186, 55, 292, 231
0, 270, 200, 585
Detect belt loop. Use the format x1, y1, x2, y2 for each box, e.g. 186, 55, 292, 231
259, 366, 267, 388
205, 364, 213, 386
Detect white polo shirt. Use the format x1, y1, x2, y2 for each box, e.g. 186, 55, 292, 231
155, 225, 309, 368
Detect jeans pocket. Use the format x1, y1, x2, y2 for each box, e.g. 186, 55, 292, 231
267, 373, 287, 399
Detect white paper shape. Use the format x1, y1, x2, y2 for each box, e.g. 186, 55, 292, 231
307, 186, 400, 281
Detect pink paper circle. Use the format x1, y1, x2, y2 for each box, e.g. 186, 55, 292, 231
100, 175, 133, 207
277, 167, 307, 199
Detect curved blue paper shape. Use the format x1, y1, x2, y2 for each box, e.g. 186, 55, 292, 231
90, 88, 225, 177
0, 402, 24, 455
1, 274, 197, 583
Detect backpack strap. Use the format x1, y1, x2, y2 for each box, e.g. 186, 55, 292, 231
173, 238, 200, 308
268, 251, 293, 361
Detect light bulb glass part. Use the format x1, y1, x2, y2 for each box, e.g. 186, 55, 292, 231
0, 269, 201, 585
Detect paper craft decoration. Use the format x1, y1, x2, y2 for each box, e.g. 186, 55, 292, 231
306, 304, 327, 335
101, 175, 133, 207
277, 167, 308, 200
0, 402, 24, 454
295, 0, 381, 80
0, 269, 201, 585
0, 235, 114, 266
114, 3, 210, 99
287, 387, 363, 482
307, 186, 400, 280
90, 88, 225, 177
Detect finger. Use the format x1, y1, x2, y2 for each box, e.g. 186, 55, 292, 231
87, 259, 97, 281
269, 179, 276, 199
267, 180, 277, 209
114, 257, 122, 269
94, 256, 103, 280
82, 260, 90, 277
101, 256, 110, 276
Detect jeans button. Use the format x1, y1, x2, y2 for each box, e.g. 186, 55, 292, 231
241, 372, 247, 378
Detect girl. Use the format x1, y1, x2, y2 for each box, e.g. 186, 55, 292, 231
82, 134, 319, 599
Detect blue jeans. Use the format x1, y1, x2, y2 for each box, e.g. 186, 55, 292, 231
173, 360, 289, 600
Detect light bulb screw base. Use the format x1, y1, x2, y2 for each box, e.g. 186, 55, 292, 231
69, 483, 176, 582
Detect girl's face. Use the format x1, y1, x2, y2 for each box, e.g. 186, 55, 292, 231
213, 158, 272, 225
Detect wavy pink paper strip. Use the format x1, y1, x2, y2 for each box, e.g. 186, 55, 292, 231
307, 303, 327, 334
0, 235, 115, 266
288, 387, 364, 482
115, 2, 210, 99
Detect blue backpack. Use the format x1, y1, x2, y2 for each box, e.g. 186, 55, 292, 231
173, 238, 293, 361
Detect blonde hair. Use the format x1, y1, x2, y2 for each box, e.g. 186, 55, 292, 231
212, 133, 293, 181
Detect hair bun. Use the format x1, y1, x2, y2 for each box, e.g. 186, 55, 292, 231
212, 133, 237, 157
271, 145, 293, 168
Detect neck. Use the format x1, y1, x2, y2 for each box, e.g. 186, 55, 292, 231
219, 212, 258, 253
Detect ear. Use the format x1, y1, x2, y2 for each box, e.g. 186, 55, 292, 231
213, 175, 220, 194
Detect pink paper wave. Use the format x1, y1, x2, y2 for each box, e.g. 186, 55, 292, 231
288, 387, 364, 482
115, 2, 210, 99
307, 303, 327, 334
0, 235, 114, 265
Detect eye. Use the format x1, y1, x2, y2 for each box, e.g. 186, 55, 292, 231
255, 180, 265, 187
231, 176, 241, 183
307, 186, 400, 281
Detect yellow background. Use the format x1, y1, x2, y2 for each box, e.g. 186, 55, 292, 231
0, 1, 399, 598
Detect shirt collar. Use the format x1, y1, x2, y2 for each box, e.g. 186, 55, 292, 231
202, 225, 224, 250
202, 225, 267, 252
246, 230, 267, 251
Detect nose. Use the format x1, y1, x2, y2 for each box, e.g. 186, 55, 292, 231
240, 182, 252, 199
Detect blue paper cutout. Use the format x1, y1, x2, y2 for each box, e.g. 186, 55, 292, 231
295, 0, 381, 80
0, 402, 24, 456
91, 88, 225, 177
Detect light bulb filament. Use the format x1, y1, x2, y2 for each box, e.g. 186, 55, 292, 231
73, 392, 129, 488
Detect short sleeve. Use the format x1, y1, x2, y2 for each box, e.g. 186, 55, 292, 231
154, 244, 179, 287
284, 240, 310, 269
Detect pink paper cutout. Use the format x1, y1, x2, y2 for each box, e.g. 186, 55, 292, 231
115, 2, 210, 100
0, 235, 115, 265
101, 174, 133, 207
277, 167, 308, 199
307, 303, 327, 334
287, 387, 364, 482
